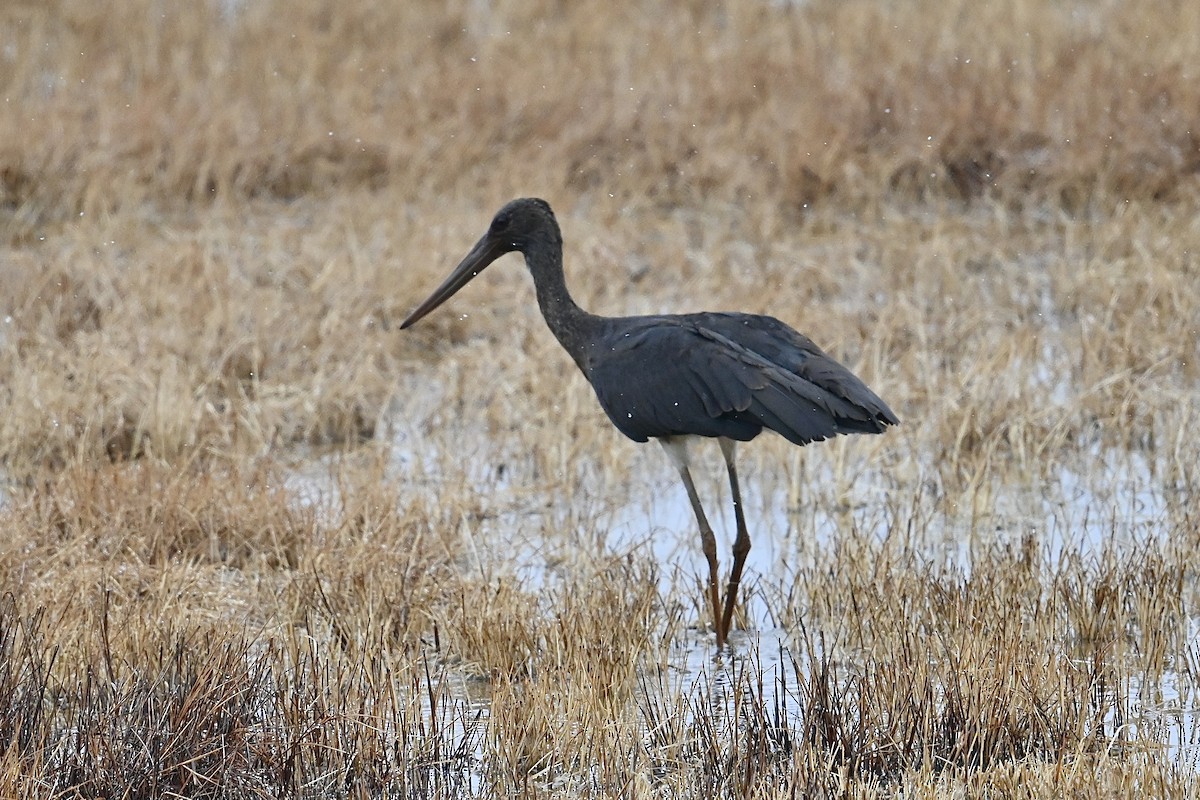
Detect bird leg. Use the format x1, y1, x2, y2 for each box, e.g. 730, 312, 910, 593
718, 438, 751, 643
661, 438, 725, 646
677, 464, 724, 647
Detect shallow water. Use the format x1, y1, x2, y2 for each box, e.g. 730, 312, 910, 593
283, 400, 1199, 772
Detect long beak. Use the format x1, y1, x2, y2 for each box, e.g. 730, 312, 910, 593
400, 233, 509, 329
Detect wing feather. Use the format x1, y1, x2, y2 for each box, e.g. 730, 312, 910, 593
584, 313, 897, 445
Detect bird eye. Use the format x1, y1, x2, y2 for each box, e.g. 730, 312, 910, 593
491, 213, 511, 232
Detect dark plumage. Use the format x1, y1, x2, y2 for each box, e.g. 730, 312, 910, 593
587, 313, 896, 445
402, 198, 897, 646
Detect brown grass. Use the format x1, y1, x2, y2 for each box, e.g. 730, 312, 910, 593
0, 0, 1197, 796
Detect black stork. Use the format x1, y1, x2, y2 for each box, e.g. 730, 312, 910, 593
401, 198, 898, 647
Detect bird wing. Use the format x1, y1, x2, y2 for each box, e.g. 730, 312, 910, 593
585, 314, 897, 446
698, 312, 899, 432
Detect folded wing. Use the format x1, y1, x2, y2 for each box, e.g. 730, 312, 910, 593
586, 313, 898, 445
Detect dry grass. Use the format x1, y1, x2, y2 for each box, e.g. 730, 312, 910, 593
0, 0, 1198, 796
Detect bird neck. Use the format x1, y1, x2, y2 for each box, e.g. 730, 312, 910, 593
524, 246, 596, 372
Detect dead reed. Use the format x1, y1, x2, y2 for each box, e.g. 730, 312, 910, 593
0, 0, 1197, 795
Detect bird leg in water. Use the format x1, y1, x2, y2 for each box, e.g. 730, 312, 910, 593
677, 466, 724, 647
661, 438, 725, 645
718, 438, 750, 642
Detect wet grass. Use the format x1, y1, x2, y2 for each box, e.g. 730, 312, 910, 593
1, 0, 1198, 796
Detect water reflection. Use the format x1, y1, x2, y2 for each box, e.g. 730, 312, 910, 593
282, 416, 1197, 771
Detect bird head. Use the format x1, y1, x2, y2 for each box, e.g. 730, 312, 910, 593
401, 198, 560, 329
487, 197, 561, 252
